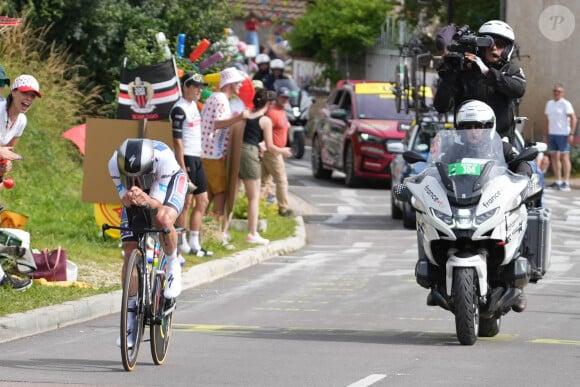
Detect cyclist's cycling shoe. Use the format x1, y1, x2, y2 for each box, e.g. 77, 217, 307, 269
116, 310, 136, 348
164, 258, 182, 299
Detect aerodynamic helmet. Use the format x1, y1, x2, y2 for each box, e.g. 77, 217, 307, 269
479, 20, 515, 61
116, 138, 156, 190
456, 100, 496, 132
270, 58, 285, 70
255, 53, 271, 65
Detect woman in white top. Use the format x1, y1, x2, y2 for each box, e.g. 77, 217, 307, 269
0, 74, 42, 183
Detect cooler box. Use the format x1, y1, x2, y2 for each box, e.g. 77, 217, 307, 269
523, 207, 551, 282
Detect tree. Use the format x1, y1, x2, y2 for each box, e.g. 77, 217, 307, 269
3, 0, 235, 111
402, 0, 499, 30
288, 0, 392, 67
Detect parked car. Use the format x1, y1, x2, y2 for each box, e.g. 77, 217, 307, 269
389, 116, 547, 228
310, 80, 433, 187
389, 114, 449, 228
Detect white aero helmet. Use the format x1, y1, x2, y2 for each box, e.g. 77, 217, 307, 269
255, 53, 270, 65
479, 20, 515, 61
456, 100, 496, 132
270, 58, 285, 70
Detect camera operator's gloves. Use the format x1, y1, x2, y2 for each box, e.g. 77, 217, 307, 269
471, 56, 490, 75
393, 183, 412, 203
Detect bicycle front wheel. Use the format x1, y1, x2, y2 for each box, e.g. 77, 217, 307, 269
150, 252, 174, 365
120, 248, 146, 372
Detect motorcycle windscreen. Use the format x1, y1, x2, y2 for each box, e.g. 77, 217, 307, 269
427, 129, 509, 204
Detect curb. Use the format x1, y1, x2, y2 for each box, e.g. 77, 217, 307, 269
0, 216, 306, 344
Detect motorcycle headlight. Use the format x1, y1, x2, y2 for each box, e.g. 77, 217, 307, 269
475, 208, 498, 225
292, 106, 300, 117
454, 208, 473, 229
431, 208, 453, 225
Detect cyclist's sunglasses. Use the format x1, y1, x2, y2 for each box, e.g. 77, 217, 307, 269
121, 173, 155, 190
457, 121, 494, 130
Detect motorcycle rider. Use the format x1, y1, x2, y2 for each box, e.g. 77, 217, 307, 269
395, 99, 531, 311
434, 20, 526, 143
252, 53, 271, 82
263, 58, 288, 91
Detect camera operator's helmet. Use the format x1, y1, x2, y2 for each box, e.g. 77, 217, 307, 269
270, 58, 285, 70
256, 53, 270, 65
456, 100, 496, 133
117, 138, 156, 190
479, 20, 515, 61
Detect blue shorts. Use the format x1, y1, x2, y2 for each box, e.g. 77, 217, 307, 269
549, 134, 570, 153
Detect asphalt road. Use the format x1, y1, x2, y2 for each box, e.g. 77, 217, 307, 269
0, 148, 579, 386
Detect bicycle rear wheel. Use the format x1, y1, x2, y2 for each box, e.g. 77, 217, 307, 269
120, 249, 146, 372
150, 252, 174, 365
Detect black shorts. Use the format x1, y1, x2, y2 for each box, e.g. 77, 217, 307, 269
184, 155, 207, 195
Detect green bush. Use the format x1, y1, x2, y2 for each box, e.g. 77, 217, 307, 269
570, 145, 580, 176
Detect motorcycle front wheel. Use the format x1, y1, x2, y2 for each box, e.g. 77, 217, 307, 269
291, 131, 305, 159
453, 267, 479, 345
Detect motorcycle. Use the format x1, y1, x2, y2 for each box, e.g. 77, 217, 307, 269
274, 78, 313, 159
394, 128, 551, 345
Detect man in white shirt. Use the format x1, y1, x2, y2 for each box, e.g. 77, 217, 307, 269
544, 83, 577, 191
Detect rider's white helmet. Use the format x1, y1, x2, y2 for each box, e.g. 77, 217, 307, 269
479, 20, 515, 61
270, 58, 285, 70
255, 53, 270, 65
456, 100, 496, 133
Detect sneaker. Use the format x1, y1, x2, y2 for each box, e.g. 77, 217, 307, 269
266, 193, 276, 205
164, 258, 182, 299
559, 182, 571, 191
547, 182, 561, 190
220, 233, 235, 250
191, 248, 214, 257
0, 274, 32, 292
278, 209, 294, 217
247, 233, 269, 245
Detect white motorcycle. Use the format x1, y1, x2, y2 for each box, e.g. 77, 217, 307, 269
394, 128, 550, 345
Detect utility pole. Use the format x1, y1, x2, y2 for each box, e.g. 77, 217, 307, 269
447, 0, 453, 24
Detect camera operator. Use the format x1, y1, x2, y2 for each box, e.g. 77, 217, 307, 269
434, 20, 526, 143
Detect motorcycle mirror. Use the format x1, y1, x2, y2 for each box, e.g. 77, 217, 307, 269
403, 150, 427, 164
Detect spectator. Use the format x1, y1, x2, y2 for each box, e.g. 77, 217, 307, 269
544, 83, 577, 191
200, 67, 249, 246
262, 87, 294, 216
0, 65, 9, 101
170, 72, 213, 257
245, 11, 260, 54
109, 138, 187, 347
239, 89, 292, 244
0, 75, 41, 291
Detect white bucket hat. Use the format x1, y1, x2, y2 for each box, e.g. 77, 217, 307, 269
219, 67, 245, 89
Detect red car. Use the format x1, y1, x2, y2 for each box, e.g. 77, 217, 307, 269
311, 80, 432, 187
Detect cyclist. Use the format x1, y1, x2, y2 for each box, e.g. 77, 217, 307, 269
109, 138, 188, 346
434, 20, 526, 143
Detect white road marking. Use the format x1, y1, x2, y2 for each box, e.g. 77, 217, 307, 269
347, 374, 387, 387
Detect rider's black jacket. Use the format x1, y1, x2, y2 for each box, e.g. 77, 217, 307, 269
434, 59, 526, 142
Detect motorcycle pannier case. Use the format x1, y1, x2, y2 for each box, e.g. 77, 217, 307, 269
523, 207, 552, 281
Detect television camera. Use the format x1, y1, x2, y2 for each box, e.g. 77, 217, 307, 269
444, 25, 495, 71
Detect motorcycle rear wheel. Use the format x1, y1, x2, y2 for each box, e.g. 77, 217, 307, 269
453, 267, 479, 345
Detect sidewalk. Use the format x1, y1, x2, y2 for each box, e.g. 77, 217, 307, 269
544, 177, 580, 190
0, 212, 307, 344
